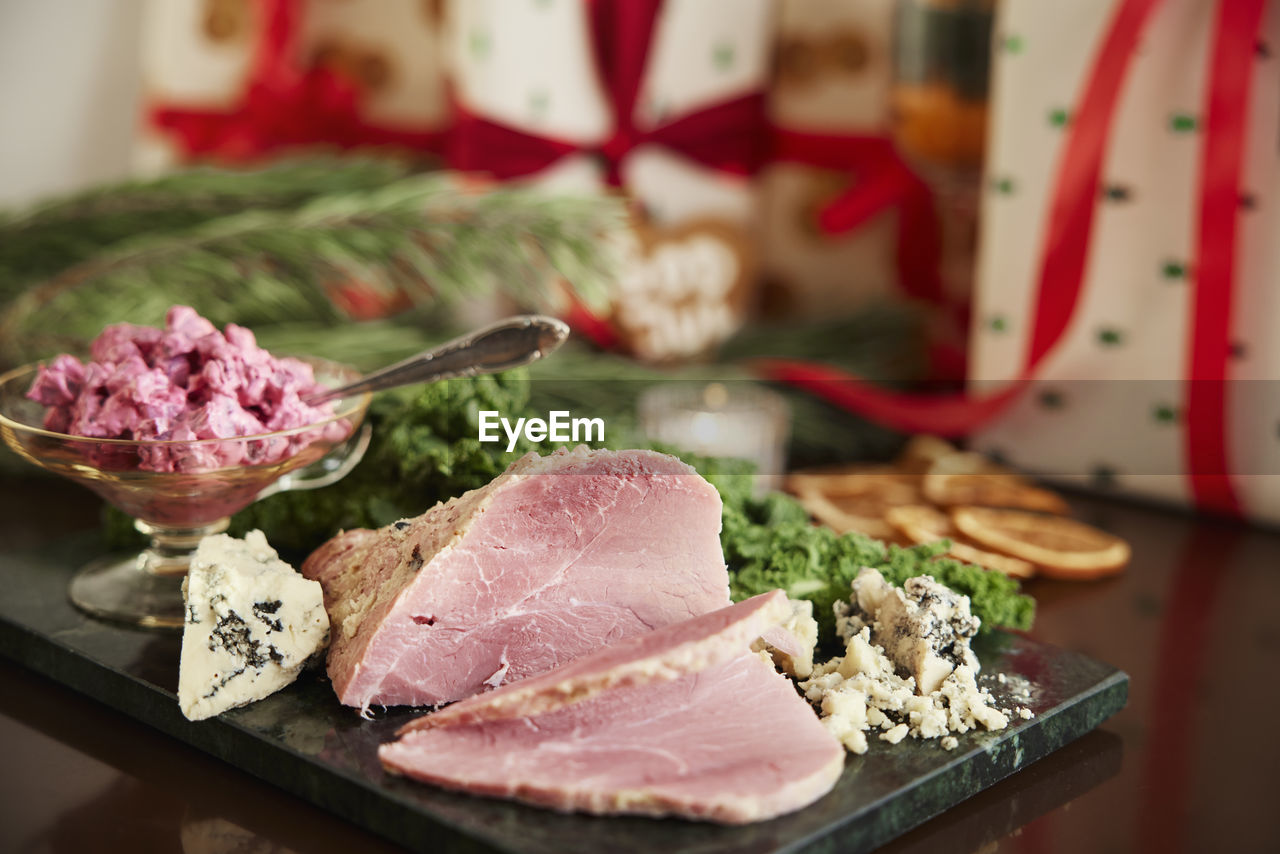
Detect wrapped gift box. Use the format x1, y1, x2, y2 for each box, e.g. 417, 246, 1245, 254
447, 0, 773, 361
969, 0, 1280, 519
138, 0, 450, 168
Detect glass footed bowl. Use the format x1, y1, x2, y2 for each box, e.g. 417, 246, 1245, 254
0, 357, 372, 630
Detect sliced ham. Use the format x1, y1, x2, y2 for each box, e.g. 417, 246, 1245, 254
301, 446, 730, 710
379, 592, 845, 824
403, 589, 792, 732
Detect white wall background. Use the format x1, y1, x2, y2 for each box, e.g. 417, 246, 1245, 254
0, 0, 146, 208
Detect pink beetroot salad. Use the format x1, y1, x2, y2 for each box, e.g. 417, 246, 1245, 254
26, 306, 343, 471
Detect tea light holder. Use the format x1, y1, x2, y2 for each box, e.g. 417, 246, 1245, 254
638, 383, 790, 493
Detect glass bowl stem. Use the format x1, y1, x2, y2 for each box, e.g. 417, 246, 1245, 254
68, 517, 233, 629
134, 518, 230, 576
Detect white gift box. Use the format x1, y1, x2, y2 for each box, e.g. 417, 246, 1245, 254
970, 0, 1280, 519
448, 0, 772, 227
448, 0, 774, 360
137, 0, 449, 169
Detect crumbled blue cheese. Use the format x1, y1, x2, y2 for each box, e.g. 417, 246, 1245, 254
839, 568, 980, 694
178, 530, 329, 721
995, 671, 1037, 722
800, 569, 1015, 754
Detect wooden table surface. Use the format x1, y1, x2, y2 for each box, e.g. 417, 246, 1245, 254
1, 474, 1276, 854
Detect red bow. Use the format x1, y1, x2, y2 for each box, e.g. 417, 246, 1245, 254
770, 129, 945, 309
148, 0, 445, 162
449, 0, 767, 186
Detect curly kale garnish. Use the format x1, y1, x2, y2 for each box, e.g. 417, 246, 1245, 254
720, 489, 1035, 639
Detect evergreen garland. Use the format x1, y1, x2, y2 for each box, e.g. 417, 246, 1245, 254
717, 304, 929, 383
230, 307, 926, 467
0, 170, 625, 365
0, 157, 416, 307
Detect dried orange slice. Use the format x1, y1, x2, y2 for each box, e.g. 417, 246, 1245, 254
786, 465, 922, 543
922, 471, 1069, 514
925, 450, 1003, 476
885, 505, 1036, 579
795, 488, 904, 542
950, 507, 1129, 580
785, 464, 920, 498
919, 449, 1069, 514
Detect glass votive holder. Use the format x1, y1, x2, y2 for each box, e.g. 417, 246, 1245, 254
638, 383, 790, 494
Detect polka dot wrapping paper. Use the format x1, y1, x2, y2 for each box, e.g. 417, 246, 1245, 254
969, 0, 1280, 520
138, 0, 777, 362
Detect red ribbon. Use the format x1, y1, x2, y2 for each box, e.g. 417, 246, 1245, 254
148, 0, 446, 163
449, 0, 767, 186
758, 0, 1162, 432
770, 130, 944, 307
1184, 0, 1265, 516
760, 0, 1260, 516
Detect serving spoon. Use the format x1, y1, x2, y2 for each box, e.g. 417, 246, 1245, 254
302, 314, 571, 406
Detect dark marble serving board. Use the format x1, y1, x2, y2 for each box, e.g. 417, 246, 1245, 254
0, 532, 1128, 854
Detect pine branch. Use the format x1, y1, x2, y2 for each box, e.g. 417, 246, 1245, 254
0, 157, 417, 305
0, 174, 625, 365
252, 319, 438, 370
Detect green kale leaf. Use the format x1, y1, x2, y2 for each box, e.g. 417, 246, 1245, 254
721, 489, 1035, 640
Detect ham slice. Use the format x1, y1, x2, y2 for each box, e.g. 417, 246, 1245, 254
379, 592, 845, 824
301, 447, 730, 710
404, 589, 793, 732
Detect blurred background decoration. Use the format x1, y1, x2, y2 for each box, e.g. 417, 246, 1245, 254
0, 0, 947, 478
1, 0, 1273, 523
1, 0, 957, 357
968, 0, 1280, 522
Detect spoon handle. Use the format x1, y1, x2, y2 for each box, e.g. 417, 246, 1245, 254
303, 314, 570, 405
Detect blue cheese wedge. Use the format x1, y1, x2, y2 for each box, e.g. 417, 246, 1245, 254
840, 567, 980, 695
178, 530, 329, 721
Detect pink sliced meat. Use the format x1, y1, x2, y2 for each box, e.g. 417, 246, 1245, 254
300, 446, 731, 710
378, 653, 845, 824
404, 589, 792, 732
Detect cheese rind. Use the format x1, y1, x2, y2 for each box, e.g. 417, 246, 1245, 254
178, 530, 329, 721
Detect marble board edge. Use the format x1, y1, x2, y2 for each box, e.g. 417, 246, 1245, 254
795, 667, 1130, 854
